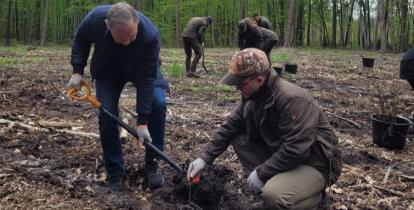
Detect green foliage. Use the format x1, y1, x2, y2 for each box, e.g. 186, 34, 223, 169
190, 83, 202, 93
0, 56, 43, 68
273, 52, 289, 63
217, 84, 232, 93
165, 63, 184, 78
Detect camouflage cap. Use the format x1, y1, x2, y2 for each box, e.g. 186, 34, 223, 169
222, 48, 270, 86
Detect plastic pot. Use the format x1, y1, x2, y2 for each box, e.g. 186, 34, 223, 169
371, 115, 412, 150
362, 57, 375, 68
285, 63, 298, 74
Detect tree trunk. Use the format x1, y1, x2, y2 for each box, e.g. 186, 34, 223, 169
14, 0, 19, 41
239, 0, 247, 19
279, 0, 285, 44
284, 0, 296, 47
318, 0, 329, 46
366, 0, 371, 48
400, 0, 408, 52
339, 0, 344, 46
332, 0, 337, 47
344, 0, 355, 47
378, 0, 387, 51
174, 0, 180, 47
41, 0, 50, 46
306, 0, 312, 46
358, 0, 367, 49
134, 0, 141, 10
4, 0, 12, 46
35, 0, 41, 43
295, 0, 305, 47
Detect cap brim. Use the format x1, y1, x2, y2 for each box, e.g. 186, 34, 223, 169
222, 72, 245, 86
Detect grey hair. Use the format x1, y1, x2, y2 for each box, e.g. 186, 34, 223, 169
106, 2, 138, 27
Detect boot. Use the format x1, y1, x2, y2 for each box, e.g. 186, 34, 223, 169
145, 161, 164, 189
186, 71, 200, 78
108, 175, 127, 192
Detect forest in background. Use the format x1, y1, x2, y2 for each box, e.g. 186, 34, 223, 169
0, 0, 413, 52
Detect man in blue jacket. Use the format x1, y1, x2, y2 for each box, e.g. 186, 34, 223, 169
67, 2, 168, 191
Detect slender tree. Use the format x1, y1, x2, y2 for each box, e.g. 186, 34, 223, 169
295, 0, 305, 47
14, 0, 19, 41
400, 0, 408, 51
344, 0, 355, 47
279, 0, 285, 43
240, 0, 247, 19
5, 0, 12, 46
35, 0, 41, 43
174, 0, 180, 47
332, 0, 337, 47
41, 0, 50, 46
284, 0, 296, 47
307, 0, 312, 46
134, 0, 141, 10
378, 0, 387, 51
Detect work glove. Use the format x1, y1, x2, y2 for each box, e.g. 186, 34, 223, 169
247, 170, 264, 190
137, 125, 152, 144
187, 158, 206, 180
67, 73, 82, 90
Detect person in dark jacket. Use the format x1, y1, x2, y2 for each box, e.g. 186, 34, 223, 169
187, 48, 342, 210
238, 18, 278, 62
253, 13, 273, 30
67, 2, 168, 191
182, 16, 213, 78
400, 47, 414, 89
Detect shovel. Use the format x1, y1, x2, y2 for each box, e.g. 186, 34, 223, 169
67, 80, 186, 175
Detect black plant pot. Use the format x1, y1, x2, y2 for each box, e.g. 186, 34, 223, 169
371, 115, 412, 150
273, 67, 282, 77
362, 57, 375, 67
285, 63, 298, 74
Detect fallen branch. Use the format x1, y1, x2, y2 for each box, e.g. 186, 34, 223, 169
373, 185, 407, 198
54, 129, 99, 139
38, 120, 79, 128
322, 108, 361, 128
0, 118, 49, 132
383, 160, 413, 184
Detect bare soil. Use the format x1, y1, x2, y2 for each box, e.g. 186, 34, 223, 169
0, 47, 413, 209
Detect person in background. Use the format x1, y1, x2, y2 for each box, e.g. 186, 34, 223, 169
68, 2, 168, 191
400, 46, 414, 89
187, 48, 342, 210
238, 18, 278, 62
253, 13, 273, 30
181, 16, 213, 78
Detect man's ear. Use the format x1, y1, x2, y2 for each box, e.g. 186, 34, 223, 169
104, 19, 111, 30
256, 75, 266, 85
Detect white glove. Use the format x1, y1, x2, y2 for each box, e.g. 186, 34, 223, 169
187, 158, 206, 180
137, 125, 152, 144
67, 73, 82, 90
247, 170, 264, 189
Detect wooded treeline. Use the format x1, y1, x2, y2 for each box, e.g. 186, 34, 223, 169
1, 0, 413, 52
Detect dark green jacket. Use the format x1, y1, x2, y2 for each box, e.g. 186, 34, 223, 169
201, 70, 342, 185
181, 17, 209, 41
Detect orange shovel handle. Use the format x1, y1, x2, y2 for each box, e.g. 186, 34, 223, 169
67, 80, 101, 108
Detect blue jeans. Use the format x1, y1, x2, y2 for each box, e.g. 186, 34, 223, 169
96, 77, 166, 178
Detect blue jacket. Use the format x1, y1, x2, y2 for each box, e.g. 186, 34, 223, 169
70, 5, 168, 123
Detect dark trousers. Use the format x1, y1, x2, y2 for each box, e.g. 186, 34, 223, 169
183, 37, 202, 73
96, 75, 166, 178
262, 40, 277, 64
400, 60, 414, 90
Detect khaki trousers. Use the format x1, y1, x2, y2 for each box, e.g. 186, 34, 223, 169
232, 135, 326, 210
